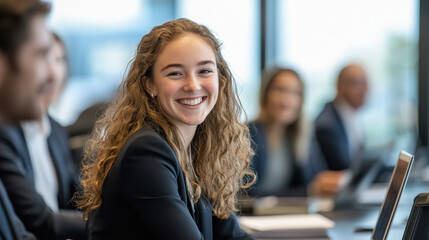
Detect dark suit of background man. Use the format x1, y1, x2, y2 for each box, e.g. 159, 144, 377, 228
0, 0, 52, 239
311, 64, 368, 196
0, 1, 86, 240
0, 117, 85, 240
315, 64, 368, 170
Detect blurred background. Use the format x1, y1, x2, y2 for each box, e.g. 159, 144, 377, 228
46, 0, 423, 160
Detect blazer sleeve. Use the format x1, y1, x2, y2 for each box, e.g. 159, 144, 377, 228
315, 125, 350, 171
0, 179, 36, 240
118, 133, 204, 239
304, 134, 329, 181
247, 122, 267, 196
212, 213, 254, 240
0, 128, 85, 240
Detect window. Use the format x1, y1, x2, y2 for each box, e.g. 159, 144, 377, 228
177, 0, 260, 120
276, 0, 419, 153
47, 0, 260, 125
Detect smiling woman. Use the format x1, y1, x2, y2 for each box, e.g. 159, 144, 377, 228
77, 18, 255, 240
144, 33, 219, 146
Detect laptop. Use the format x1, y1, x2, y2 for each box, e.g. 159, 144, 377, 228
370, 151, 414, 240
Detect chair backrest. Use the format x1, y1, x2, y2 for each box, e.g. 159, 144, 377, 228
402, 193, 429, 240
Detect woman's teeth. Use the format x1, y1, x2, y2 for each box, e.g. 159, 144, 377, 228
179, 97, 203, 106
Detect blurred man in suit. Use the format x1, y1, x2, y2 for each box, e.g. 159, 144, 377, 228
0, 0, 53, 124
312, 64, 368, 195
0, 30, 86, 239
0, 0, 52, 239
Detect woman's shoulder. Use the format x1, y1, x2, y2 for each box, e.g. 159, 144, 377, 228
116, 125, 179, 170
248, 120, 264, 133
121, 125, 173, 154
107, 126, 185, 202
247, 120, 266, 141
123, 125, 165, 147
248, 120, 262, 128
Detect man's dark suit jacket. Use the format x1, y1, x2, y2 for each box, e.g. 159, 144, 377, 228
0, 117, 85, 240
315, 101, 351, 170
0, 179, 35, 240
87, 126, 252, 240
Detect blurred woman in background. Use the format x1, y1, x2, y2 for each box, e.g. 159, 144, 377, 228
248, 67, 324, 197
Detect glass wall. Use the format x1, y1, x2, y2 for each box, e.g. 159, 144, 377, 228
47, 0, 175, 125
47, 0, 260, 125
177, 0, 260, 120
276, 0, 419, 156
47, 0, 419, 158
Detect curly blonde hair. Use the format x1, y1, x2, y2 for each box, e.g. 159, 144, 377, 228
77, 18, 255, 220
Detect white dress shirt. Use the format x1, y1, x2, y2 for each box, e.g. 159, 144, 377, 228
21, 115, 59, 212
334, 99, 363, 160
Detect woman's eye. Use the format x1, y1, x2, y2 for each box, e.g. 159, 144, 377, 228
167, 72, 182, 77
200, 69, 213, 74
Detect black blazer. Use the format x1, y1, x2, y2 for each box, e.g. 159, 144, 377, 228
0, 117, 85, 240
248, 121, 323, 197
315, 102, 351, 170
88, 126, 252, 240
0, 179, 35, 240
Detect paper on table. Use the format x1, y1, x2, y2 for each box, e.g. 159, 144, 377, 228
239, 214, 335, 231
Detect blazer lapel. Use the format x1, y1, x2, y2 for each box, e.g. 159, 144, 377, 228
14, 127, 34, 183
47, 130, 67, 208
195, 196, 213, 240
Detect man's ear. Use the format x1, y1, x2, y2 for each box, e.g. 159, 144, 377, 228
142, 76, 156, 97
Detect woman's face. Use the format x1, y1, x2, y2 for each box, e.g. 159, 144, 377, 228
43, 39, 67, 107
265, 71, 303, 125
150, 33, 219, 131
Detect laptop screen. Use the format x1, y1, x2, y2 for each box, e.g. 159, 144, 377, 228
371, 151, 414, 240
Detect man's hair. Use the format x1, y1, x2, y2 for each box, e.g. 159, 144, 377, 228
0, 0, 50, 67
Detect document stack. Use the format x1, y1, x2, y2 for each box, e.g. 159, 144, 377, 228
239, 214, 335, 239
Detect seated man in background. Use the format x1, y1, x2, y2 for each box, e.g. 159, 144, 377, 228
313, 63, 368, 195
0, 4, 86, 239
0, 0, 52, 239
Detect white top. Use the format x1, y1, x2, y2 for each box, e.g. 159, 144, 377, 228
21, 115, 59, 212
334, 99, 363, 160
261, 136, 293, 194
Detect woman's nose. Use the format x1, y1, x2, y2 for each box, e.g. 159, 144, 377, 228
183, 74, 201, 92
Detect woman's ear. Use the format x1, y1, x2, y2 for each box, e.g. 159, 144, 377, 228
142, 76, 156, 97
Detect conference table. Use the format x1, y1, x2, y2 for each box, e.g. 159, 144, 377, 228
324, 207, 411, 240
327, 180, 427, 240
240, 180, 428, 240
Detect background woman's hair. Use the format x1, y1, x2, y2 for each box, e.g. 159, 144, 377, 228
257, 66, 305, 144
51, 31, 70, 83
77, 18, 255, 219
